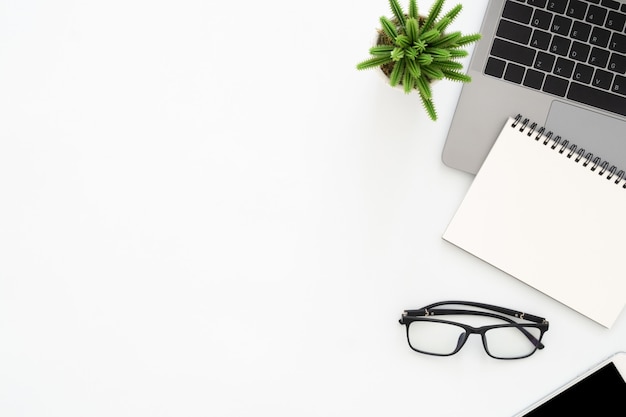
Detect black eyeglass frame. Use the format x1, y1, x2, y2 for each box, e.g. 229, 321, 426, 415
399, 301, 549, 360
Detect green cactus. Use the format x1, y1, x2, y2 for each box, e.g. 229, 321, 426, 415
357, 0, 481, 121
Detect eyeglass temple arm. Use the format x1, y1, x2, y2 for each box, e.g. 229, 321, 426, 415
401, 307, 546, 349
411, 300, 548, 324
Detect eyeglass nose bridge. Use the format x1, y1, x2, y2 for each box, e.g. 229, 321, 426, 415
453, 325, 485, 355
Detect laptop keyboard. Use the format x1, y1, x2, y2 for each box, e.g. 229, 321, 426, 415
485, 0, 626, 116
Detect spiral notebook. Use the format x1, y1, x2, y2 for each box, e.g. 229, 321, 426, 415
443, 115, 626, 328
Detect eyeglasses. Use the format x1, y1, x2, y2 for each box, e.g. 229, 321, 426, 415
399, 301, 549, 360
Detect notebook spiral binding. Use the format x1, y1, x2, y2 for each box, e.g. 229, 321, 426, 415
512, 114, 626, 188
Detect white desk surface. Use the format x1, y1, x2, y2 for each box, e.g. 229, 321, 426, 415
1, 1, 625, 416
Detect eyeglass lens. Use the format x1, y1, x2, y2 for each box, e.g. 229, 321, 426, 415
407, 321, 542, 359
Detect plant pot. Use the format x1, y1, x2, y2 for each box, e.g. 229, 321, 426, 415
372, 27, 437, 91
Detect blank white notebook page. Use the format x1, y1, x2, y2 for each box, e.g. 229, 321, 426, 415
443, 117, 626, 328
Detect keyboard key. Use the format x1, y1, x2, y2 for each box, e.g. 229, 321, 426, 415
590, 27, 611, 47
505, 63, 526, 83
524, 69, 546, 89
503, 0, 533, 24
550, 35, 571, 56
496, 19, 533, 44
551, 15, 572, 35
543, 75, 569, 96
531, 9, 553, 29
589, 47, 610, 68
566, 0, 588, 19
609, 32, 626, 53
612, 75, 626, 95
547, 0, 568, 14
569, 41, 591, 62
485, 57, 507, 78
592, 69, 614, 89
574, 63, 594, 83
608, 53, 626, 73
601, 0, 620, 10
530, 29, 552, 49
535, 51, 557, 71
528, 0, 548, 7
491, 38, 536, 66
605, 10, 626, 31
570, 21, 591, 42
586, 5, 608, 25
554, 57, 575, 77
568, 82, 626, 116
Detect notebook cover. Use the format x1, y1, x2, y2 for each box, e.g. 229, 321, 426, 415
443, 117, 626, 328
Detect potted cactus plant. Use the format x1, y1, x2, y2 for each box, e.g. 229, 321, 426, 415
356, 0, 481, 121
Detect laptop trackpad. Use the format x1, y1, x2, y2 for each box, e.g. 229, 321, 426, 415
545, 101, 626, 169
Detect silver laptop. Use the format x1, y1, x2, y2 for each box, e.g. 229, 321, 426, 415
443, 0, 626, 175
